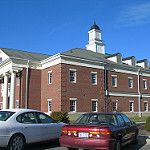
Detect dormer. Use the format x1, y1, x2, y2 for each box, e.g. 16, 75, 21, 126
137, 59, 148, 68
122, 56, 136, 66
106, 53, 122, 63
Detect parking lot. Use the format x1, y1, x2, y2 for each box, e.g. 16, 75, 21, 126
25, 135, 150, 150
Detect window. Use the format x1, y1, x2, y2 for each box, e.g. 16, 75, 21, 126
47, 99, 52, 112
16, 100, 19, 108
143, 79, 147, 90
37, 113, 54, 123
91, 72, 97, 85
16, 78, 20, 86
112, 75, 117, 87
112, 101, 118, 111
144, 102, 148, 112
121, 114, 132, 126
17, 112, 38, 124
129, 101, 134, 112
91, 99, 98, 112
70, 98, 77, 112
116, 115, 125, 126
69, 69, 76, 83
128, 77, 133, 88
48, 71, 52, 84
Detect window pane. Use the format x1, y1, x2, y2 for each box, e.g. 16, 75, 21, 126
70, 100, 76, 112
37, 113, 54, 123
91, 73, 97, 84
129, 102, 134, 112
70, 71, 76, 82
48, 72, 52, 84
112, 76, 117, 87
128, 78, 133, 88
92, 101, 97, 112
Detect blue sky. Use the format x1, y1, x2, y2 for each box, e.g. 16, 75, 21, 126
0, 0, 150, 61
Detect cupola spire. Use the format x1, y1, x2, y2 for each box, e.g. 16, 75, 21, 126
86, 22, 105, 54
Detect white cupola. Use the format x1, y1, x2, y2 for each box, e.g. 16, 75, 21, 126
86, 22, 105, 54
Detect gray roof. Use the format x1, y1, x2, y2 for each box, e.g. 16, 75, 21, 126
1, 48, 50, 61
61, 48, 110, 63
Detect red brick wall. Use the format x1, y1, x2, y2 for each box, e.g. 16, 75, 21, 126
61, 64, 105, 112
109, 96, 139, 112
140, 76, 150, 94
108, 71, 138, 93
28, 69, 41, 110
41, 64, 61, 112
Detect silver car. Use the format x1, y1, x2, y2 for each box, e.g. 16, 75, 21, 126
0, 109, 65, 150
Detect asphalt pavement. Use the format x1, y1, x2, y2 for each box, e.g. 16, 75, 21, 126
25, 135, 150, 150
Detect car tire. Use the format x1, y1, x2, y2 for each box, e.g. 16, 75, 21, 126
115, 140, 121, 150
8, 134, 25, 150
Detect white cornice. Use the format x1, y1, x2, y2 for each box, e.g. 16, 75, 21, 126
109, 92, 139, 97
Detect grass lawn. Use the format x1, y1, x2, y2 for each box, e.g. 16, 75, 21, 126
129, 116, 148, 122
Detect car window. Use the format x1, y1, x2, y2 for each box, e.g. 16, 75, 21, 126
74, 114, 118, 126
116, 115, 125, 126
17, 112, 38, 124
0, 111, 15, 121
36, 113, 54, 124
121, 114, 132, 126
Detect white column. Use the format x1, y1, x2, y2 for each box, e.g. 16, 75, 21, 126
9, 71, 16, 109
3, 74, 8, 109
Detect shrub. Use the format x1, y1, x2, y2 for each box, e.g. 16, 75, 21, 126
51, 112, 70, 123
145, 116, 150, 132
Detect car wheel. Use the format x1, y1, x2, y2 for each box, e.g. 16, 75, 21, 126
8, 134, 25, 150
115, 140, 121, 150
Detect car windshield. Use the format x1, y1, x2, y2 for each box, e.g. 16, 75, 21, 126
74, 114, 118, 126
0, 111, 15, 121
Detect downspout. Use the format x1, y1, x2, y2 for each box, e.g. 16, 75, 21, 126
104, 64, 108, 112
25, 60, 29, 108
138, 68, 142, 117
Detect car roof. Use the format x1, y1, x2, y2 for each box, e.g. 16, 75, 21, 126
82, 112, 124, 115
0, 108, 40, 113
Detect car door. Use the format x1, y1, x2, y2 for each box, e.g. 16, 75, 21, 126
16, 112, 47, 143
121, 114, 136, 141
116, 114, 130, 144
36, 112, 62, 140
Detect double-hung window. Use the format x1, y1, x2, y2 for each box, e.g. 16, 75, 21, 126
91, 72, 97, 85
128, 77, 133, 88
112, 101, 118, 111
112, 75, 117, 87
91, 99, 98, 112
143, 79, 147, 90
47, 99, 52, 112
48, 71, 52, 84
70, 98, 77, 112
144, 101, 148, 112
129, 101, 134, 112
69, 69, 76, 83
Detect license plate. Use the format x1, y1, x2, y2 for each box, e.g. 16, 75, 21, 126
78, 132, 89, 138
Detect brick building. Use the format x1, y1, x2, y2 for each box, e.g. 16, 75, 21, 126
0, 22, 150, 116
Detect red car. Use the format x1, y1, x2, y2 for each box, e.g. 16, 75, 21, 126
59, 113, 138, 150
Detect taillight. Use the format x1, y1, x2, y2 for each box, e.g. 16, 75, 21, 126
99, 128, 112, 135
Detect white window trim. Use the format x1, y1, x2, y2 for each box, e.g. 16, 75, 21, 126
112, 75, 118, 87
47, 99, 52, 112
143, 79, 147, 90
69, 69, 77, 83
129, 101, 134, 112
91, 71, 97, 85
48, 71, 52, 85
144, 101, 148, 112
128, 77, 133, 88
112, 100, 118, 111
69, 98, 77, 112
91, 99, 98, 112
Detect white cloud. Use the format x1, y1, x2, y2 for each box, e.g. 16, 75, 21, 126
117, 2, 150, 27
